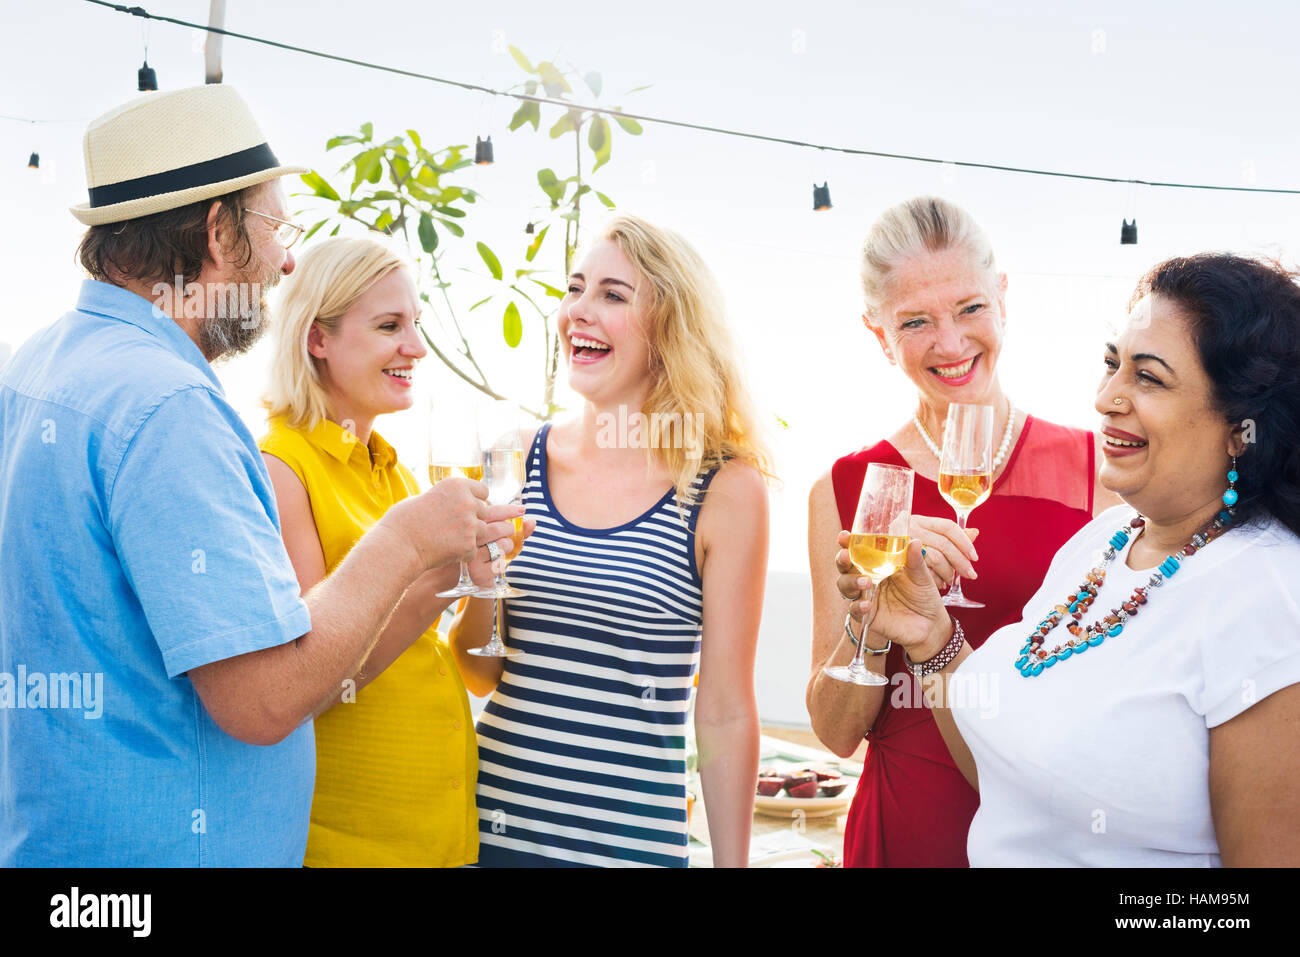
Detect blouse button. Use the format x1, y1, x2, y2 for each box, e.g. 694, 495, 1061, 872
453, 719, 462, 731
438, 665, 447, 676
451, 779, 462, 790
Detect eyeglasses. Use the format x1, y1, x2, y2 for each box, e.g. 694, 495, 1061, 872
243, 208, 306, 249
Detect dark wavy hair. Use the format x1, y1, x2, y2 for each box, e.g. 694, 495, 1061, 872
1130, 253, 1300, 538
75, 183, 263, 288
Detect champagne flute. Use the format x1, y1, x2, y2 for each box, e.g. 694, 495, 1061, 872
469, 401, 528, 659
823, 462, 914, 687
472, 401, 528, 601
937, 403, 994, 609
430, 391, 484, 599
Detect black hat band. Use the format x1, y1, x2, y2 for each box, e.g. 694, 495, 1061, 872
87, 142, 281, 208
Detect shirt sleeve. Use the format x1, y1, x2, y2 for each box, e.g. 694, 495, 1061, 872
1198, 538, 1300, 728
107, 386, 312, 678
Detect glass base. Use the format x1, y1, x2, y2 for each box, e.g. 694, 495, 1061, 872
436, 581, 482, 599
823, 662, 889, 686
942, 593, 985, 608
468, 643, 524, 658
473, 584, 527, 599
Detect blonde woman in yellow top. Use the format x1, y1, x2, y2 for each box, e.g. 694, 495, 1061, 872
259, 236, 528, 866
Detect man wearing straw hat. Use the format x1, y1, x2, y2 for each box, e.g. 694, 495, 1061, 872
0, 85, 521, 866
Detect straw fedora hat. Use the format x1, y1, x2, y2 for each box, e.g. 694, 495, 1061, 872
71, 84, 308, 226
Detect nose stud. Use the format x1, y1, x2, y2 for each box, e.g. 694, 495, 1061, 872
1113, 397, 1124, 406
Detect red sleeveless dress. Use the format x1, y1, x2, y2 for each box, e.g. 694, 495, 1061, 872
831, 415, 1094, 867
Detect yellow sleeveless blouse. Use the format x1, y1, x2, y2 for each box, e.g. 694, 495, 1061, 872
259, 415, 477, 867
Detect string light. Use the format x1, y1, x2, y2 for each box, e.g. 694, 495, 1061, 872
79, 0, 1300, 199
27, 152, 39, 169
137, 15, 157, 91
813, 183, 832, 211
1120, 219, 1138, 245
475, 136, 493, 165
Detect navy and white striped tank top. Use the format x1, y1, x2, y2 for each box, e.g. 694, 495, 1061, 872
475, 423, 717, 867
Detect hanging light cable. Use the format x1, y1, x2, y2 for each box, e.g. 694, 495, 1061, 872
138, 18, 157, 91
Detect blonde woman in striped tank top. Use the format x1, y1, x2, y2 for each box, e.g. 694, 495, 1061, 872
450, 215, 774, 867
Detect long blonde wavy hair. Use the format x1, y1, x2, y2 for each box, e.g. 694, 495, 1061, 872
263, 236, 408, 431
590, 214, 774, 501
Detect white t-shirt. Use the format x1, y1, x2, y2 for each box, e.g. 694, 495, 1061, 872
951, 505, 1300, 867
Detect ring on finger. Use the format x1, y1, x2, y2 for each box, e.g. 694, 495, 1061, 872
486, 541, 502, 563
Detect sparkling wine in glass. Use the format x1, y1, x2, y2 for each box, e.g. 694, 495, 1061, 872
430, 392, 483, 599
937, 402, 994, 609
823, 462, 914, 687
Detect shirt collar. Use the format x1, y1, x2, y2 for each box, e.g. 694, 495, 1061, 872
301, 415, 398, 470
75, 279, 225, 395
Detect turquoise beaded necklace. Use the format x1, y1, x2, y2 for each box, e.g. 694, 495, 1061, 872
1016, 507, 1235, 677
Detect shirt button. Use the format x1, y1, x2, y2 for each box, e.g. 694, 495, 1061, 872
438, 665, 447, 676
451, 779, 462, 790
453, 719, 462, 731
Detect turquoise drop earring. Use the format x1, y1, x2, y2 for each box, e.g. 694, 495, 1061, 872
1223, 456, 1239, 507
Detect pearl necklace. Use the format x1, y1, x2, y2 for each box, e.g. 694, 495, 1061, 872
913, 400, 1017, 470
1016, 508, 1234, 677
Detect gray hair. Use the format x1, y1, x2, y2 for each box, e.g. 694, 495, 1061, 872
860, 196, 997, 318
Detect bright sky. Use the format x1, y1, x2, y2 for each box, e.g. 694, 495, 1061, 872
5, 0, 1300, 574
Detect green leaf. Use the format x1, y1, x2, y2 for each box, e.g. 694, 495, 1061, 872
624, 84, 653, 95
351, 148, 383, 193
525, 224, 549, 262
537, 168, 564, 202
359, 121, 374, 141
373, 209, 394, 233
300, 170, 339, 201
406, 129, 423, 150
477, 242, 503, 280
524, 80, 538, 95
548, 109, 581, 139
503, 301, 523, 348
435, 219, 465, 238
594, 190, 616, 209
325, 135, 362, 151
468, 296, 493, 312
588, 115, 612, 173
432, 204, 466, 218
509, 100, 541, 132
416, 165, 439, 187
418, 213, 438, 253
584, 72, 603, 98
390, 154, 411, 184
330, 224, 341, 237
613, 112, 643, 135
530, 278, 566, 299
302, 218, 329, 243
537, 62, 572, 98
508, 46, 535, 74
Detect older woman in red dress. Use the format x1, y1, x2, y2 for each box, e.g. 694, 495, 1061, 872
806, 196, 1121, 867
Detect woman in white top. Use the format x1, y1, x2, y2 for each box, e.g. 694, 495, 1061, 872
833, 253, 1300, 866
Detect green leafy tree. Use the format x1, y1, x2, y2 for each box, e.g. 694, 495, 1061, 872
297, 50, 647, 420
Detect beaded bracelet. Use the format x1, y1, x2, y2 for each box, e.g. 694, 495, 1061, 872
843, 612, 891, 656
905, 618, 965, 679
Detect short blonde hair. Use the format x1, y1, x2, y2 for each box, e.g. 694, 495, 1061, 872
860, 196, 997, 318
264, 236, 408, 431
592, 214, 774, 500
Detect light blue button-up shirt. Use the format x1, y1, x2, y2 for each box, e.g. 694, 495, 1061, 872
0, 280, 314, 866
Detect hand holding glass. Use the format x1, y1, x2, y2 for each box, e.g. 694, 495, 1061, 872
823, 462, 914, 687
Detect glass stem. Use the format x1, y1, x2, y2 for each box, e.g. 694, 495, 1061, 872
948, 510, 971, 600
455, 560, 473, 590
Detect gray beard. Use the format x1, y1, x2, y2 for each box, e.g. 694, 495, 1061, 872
198, 270, 275, 362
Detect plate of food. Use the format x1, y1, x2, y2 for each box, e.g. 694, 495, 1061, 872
753, 766, 856, 818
